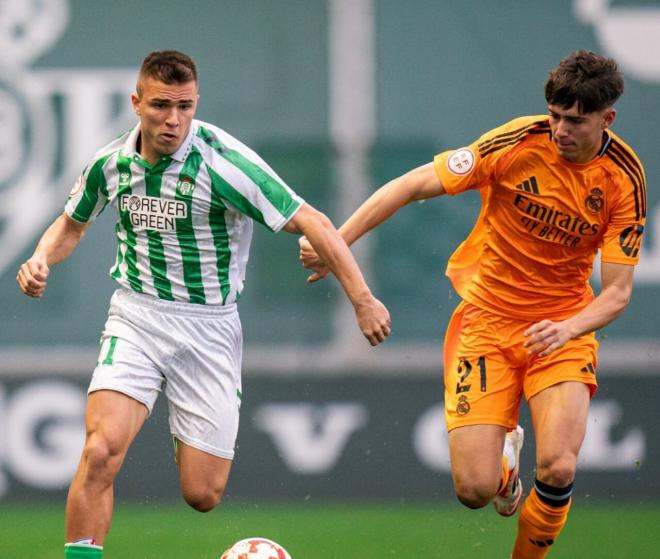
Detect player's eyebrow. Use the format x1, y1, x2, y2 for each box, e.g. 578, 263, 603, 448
150, 97, 194, 103
549, 109, 585, 121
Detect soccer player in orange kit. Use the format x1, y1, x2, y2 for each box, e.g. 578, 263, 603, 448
300, 50, 646, 558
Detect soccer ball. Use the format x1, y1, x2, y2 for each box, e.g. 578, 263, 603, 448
220, 537, 292, 559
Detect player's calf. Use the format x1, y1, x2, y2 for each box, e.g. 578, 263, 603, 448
493, 425, 525, 517
512, 479, 574, 558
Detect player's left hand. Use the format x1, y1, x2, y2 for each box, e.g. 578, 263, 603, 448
298, 236, 330, 283
523, 319, 575, 357
354, 295, 392, 346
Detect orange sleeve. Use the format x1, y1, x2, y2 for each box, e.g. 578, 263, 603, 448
601, 140, 646, 265
434, 116, 548, 196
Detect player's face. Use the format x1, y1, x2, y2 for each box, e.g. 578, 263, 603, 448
547, 103, 616, 164
131, 77, 199, 165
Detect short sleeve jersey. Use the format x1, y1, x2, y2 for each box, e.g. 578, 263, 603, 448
434, 115, 646, 321
65, 119, 304, 305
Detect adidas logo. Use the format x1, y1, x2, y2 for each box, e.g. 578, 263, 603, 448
529, 538, 555, 548
515, 176, 539, 194
580, 362, 596, 375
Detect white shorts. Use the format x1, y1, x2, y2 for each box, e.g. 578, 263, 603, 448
90, 289, 243, 459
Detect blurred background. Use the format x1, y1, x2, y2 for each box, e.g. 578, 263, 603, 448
1, 0, 659, 556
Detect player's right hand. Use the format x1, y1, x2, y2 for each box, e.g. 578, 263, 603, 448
298, 236, 330, 283
16, 255, 50, 298
354, 296, 392, 346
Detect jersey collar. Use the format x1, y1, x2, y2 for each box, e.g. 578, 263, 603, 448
122, 121, 196, 163
169, 121, 195, 162
598, 130, 612, 157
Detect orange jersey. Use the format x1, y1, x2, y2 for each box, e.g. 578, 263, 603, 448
434, 115, 646, 321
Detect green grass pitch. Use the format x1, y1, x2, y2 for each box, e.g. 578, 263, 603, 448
1, 501, 659, 558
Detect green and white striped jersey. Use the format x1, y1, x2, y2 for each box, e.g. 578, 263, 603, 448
65, 119, 304, 305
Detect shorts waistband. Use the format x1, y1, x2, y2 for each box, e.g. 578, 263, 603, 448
114, 289, 238, 317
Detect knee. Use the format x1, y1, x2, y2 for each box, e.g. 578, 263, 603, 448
182, 483, 226, 513
537, 454, 577, 487
80, 434, 124, 482
453, 478, 497, 509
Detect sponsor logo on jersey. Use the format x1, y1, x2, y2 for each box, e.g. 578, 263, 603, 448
447, 148, 475, 176
515, 193, 600, 248
120, 194, 187, 231
585, 187, 604, 213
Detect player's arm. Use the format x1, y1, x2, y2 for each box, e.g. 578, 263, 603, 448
524, 261, 634, 357
300, 161, 445, 280
16, 212, 90, 298
283, 203, 391, 346
340, 161, 445, 245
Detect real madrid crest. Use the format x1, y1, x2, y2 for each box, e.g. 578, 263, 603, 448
456, 395, 471, 416
585, 187, 604, 213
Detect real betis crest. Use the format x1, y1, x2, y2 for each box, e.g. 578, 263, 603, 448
177, 177, 195, 196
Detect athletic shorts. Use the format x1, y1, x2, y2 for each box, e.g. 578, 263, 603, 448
90, 289, 243, 459
443, 301, 598, 432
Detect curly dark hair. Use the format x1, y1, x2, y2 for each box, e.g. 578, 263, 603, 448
545, 50, 623, 113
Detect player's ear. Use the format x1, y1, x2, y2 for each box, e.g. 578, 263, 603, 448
131, 92, 141, 116
603, 108, 616, 129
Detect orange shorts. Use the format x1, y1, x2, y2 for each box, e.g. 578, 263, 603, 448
443, 301, 598, 432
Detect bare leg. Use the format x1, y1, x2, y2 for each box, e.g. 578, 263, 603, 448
448, 424, 507, 508
176, 440, 233, 512
511, 381, 590, 558
530, 381, 589, 486
65, 390, 148, 544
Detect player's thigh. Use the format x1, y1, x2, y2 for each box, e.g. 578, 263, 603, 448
91, 295, 167, 417
176, 439, 233, 494
443, 302, 525, 431
524, 331, 598, 401
448, 424, 507, 487
525, 334, 596, 480
165, 308, 242, 460
85, 389, 149, 457
528, 381, 590, 482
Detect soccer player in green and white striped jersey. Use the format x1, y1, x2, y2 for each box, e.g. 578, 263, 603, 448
17, 50, 391, 559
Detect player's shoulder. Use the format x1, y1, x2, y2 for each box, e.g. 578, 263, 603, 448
475, 115, 550, 160
602, 129, 645, 176
193, 119, 251, 153
192, 119, 266, 167
600, 129, 646, 218
83, 130, 130, 175
492, 115, 549, 134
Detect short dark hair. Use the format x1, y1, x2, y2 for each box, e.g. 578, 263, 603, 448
544, 50, 623, 114
138, 50, 198, 93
